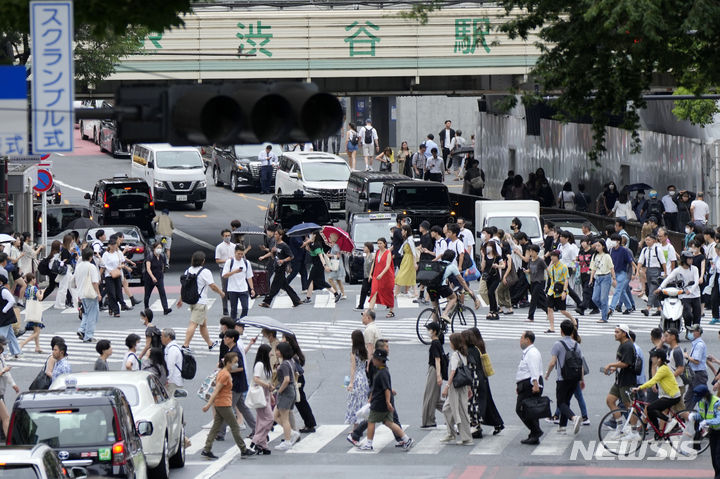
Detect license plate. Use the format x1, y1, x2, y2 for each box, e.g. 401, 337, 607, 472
330, 201, 340, 209
124, 212, 135, 218
176, 195, 187, 202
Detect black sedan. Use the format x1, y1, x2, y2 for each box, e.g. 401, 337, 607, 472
211, 144, 281, 191
85, 226, 148, 285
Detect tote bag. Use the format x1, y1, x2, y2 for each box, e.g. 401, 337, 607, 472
25, 299, 44, 324
245, 384, 267, 409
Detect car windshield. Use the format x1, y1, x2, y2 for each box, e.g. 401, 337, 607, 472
368, 182, 384, 196
278, 201, 330, 228
108, 184, 151, 199
234, 144, 282, 158
300, 162, 350, 182
487, 216, 542, 238
87, 228, 142, 243
394, 186, 448, 208
10, 407, 118, 448
352, 221, 395, 245
551, 220, 598, 238
0, 465, 39, 479
155, 151, 204, 169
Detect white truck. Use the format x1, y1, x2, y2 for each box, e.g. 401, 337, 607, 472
474, 200, 544, 246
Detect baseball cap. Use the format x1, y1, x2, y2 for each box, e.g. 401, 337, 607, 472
616, 324, 631, 335
373, 349, 388, 361
693, 384, 710, 402
688, 324, 703, 334
365, 118, 372, 124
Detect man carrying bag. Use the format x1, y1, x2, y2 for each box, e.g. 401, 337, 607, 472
515, 330, 546, 444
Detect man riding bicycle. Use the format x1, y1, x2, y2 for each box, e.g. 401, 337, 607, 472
426, 250, 480, 322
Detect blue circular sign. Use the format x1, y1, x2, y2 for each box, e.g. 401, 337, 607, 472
34, 169, 53, 192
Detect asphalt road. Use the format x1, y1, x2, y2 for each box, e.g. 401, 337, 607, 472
5, 135, 715, 479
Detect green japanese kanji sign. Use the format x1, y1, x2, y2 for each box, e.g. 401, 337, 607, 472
237, 20, 273, 57
454, 18, 491, 54
344, 21, 380, 57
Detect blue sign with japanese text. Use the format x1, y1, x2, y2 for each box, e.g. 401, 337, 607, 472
0, 66, 29, 157
30, 1, 74, 153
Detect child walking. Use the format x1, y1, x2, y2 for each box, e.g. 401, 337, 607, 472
19, 273, 44, 353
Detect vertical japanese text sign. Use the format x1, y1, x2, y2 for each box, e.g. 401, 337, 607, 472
0, 66, 28, 157
30, 1, 74, 153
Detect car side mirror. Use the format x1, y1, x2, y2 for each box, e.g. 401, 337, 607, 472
147, 160, 154, 169
83, 193, 91, 200
289, 172, 299, 179
173, 389, 188, 398
136, 420, 154, 437
69, 466, 88, 479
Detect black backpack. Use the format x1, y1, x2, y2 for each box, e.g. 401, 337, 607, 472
364, 127, 373, 144
633, 348, 643, 376
416, 260, 449, 288
37, 257, 51, 276
560, 341, 584, 382
647, 199, 663, 219
350, 131, 359, 146
179, 267, 206, 305
171, 344, 197, 380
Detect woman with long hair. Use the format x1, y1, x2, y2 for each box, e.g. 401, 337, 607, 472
53, 234, 76, 309
374, 146, 393, 172
441, 333, 472, 445
368, 237, 395, 317
302, 232, 339, 303
394, 225, 418, 298
558, 182, 576, 210
19, 232, 42, 277
141, 346, 168, 385
273, 342, 300, 450
283, 333, 317, 433
251, 344, 274, 455
421, 322, 445, 428
326, 233, 347, 300
345, 330, 369, 427
345, 122, 359, 170
463, 328, 504, 437
481, 241, 504, 320
398, 141, 413, 176
590, 239, 615, 323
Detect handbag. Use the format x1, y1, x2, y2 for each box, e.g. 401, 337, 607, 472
25, 299, 43, 324
29, 360, 51, 390
521, 395, 552, 420
505, 264, 518, 287
452, 353, 472, 388
245, 384, 267, 409
355, 403, 371, 421
196, 370, 218, 401
470, 175, 485, 190
462, 258, 480, 282
81, 267, 97, 299
480, 352, 495, 377
328, 257, 340, 272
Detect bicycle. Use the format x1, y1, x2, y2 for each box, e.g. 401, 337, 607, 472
597, 391, 709, 455
416, 294, 477, 344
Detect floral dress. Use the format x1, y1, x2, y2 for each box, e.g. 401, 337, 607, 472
344, 353, 369, 425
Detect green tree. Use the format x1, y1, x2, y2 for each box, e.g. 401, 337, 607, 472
672, 86, 720, 126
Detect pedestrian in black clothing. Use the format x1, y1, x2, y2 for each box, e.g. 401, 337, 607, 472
354, 242, 375, 312
286, 236, 309, 291
524, 245, 549, 321
575, 237, 599, 315
284, 333, 317, 433
463, 328, 504, 438
143, 242, 170, 314
500, 170, 515, 200
259, 229, 302, 308
575, 184, 591, 212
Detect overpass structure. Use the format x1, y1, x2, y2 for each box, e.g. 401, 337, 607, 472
108, 4, 541, 95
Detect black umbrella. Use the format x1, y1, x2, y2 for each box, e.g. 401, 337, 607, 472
624, 183, 653, 192
232, 225, 265, 235
66, 217, 100, 230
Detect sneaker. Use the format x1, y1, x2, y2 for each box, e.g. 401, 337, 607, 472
710, 318, 720, 325
200, 450, 218, 460
215, 434, 225, 441
582, 417, 591, 426
664, 418, 678, 434
401, 438, 415, 450
303, 298, 312, 304
439, 434, 455, 443
544, 416, 559, 424
240, 449, 255, 458
334, 292, 342, 303
346, 434, 360, 447
623, 430, 641, 441
359, 442, 373, 451
208, 340, 219, 351
590, 309, 600, 315
574, 308, 585, 316
299, 427, 316, 434
353, 306, 363, 311
275, 441, 292, 451
290, 430, 301, 445
572, 416, 582, 435
622, 309, 631, 315
557, 427, 567, 434
603, 418, 617, 429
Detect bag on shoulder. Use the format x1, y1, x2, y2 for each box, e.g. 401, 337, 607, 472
197, 370, 218, 401
364, 127, 373, 144
173, 345, 197, 380
37, 256, 51, 276
350, 131, 359, 146
180, 267, 206, 305
480, 352, 495, 377
452, 353, 472, 388
470, 175, 485, 190
147, 326, 162, 349
50, 259, 68, 275
560, 342, 583, 382
29, 359, 51, 390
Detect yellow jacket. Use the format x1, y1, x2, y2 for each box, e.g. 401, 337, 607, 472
639, 364, 681, 398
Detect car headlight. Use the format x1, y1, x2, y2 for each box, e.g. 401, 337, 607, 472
197, 180, 207, 188
153, 180, 166, 189
235, 160, 246, 170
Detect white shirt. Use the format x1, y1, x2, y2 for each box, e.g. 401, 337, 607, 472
426, 156, 444, 173
164, 341, 183, 386
258, 150, 278, 166
458, 228, 475, 257
516, 344, 543, 384
442, 128, 453, 148
660, 265, 700, 298
73, 260, 100, 299
185, 266, 215, 305
101, 250, 121, 277
612, 201, 633, 218
660, 242, 678, 265
424, 139, 439, 159
558, 241, 579, 269
215, 241, 236, 267
434, 237, 447, 258
0, 288, 15, 312
447, 238, 464, 267
661, 194, 679, 213
450, 136, 466, 151
123, 351, 140, 371
692, 199, 710, 222
222, 257, 253, 293
640, 244, 667, 271
253, 361, 271, 384
359, 126, 378, 144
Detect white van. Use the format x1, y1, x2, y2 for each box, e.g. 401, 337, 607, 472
475, 200, 543, 246
130, 143, 207, 210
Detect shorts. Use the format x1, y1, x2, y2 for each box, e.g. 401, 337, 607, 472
428, 285, 454, 302
609, 384, 634, 406
548, 295, 566, 310
189, 303, 208, 325
362, 143, 374, 157
368, 409, 394, 424
346, 141, 358, 152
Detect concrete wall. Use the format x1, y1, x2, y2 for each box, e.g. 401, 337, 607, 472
395, 96, 481, 150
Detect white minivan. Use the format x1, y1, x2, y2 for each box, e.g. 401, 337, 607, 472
131, 143, 207, 210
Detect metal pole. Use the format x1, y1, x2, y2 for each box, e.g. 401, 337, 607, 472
41, 191, 47, 251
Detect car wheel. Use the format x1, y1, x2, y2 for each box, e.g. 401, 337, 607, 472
213, 167, 224, 187
150, 436, 170, 479
194, 202, 203, 210
230, 173, 239, 192
80, 122, 88, 140
169, 423, 185, 468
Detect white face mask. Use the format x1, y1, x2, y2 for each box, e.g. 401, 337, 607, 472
155, 248, 163, 255
685, 227, 692, 234
481, 233, 488, 241
669, 191, 676, 196
608, 240, 617, 248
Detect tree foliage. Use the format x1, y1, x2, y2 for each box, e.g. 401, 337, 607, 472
672, 86, 720, 126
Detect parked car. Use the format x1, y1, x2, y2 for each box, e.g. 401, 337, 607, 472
378, 180, 455, 231
51, 371, 186, 479
8, 385, 153, 479
345, 171, 409, 223
264, 192, 332, 230
33, 183, 61, 205
79, 100, 108, 145
541, 214, 600, 243
274, 151, 351, 220
85, 176, 155, 237
344, 212, 397, 283
85, 226, 148, 284
98, 119, 130, 158
211, 143, 282, 191
0, 444, 85, 478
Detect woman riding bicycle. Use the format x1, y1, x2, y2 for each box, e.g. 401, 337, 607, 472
631, 348, 682, 440
427, 250, 480, 322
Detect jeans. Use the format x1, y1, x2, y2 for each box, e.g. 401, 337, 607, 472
592, 274, 612, 322
0, 324, 20, 355
609, 271, 631, 310
227, 291, 250, 320
221, 276, 229, 315
79, 298, 99, 341
259, 165, 273, 193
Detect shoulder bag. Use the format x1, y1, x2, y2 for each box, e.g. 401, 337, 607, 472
81, 266, 97, 299
245, 383, 267, 409
480, 351, 495, 377
452, 352, 472, 388
196, 370, 218, 401
29, 358, 52, 390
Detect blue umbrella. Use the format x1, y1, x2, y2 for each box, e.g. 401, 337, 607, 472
286, 222, 321, 237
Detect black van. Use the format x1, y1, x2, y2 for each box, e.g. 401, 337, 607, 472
264, 191, 332, 230
379, 180, 455, 230
345, 171, 408, 222
8, 386, 153, 479
85, 176, 155, 238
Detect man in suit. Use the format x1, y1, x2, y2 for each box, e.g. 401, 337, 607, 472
438, 120, 456, 170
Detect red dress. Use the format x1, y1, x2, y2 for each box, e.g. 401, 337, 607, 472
370, 249, 395, 308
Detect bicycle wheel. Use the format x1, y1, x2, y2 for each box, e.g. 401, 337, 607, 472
668, 410, 710, 455
598, 408, 646, 455
451, 305, 477, 334
416, 308, 439, 345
